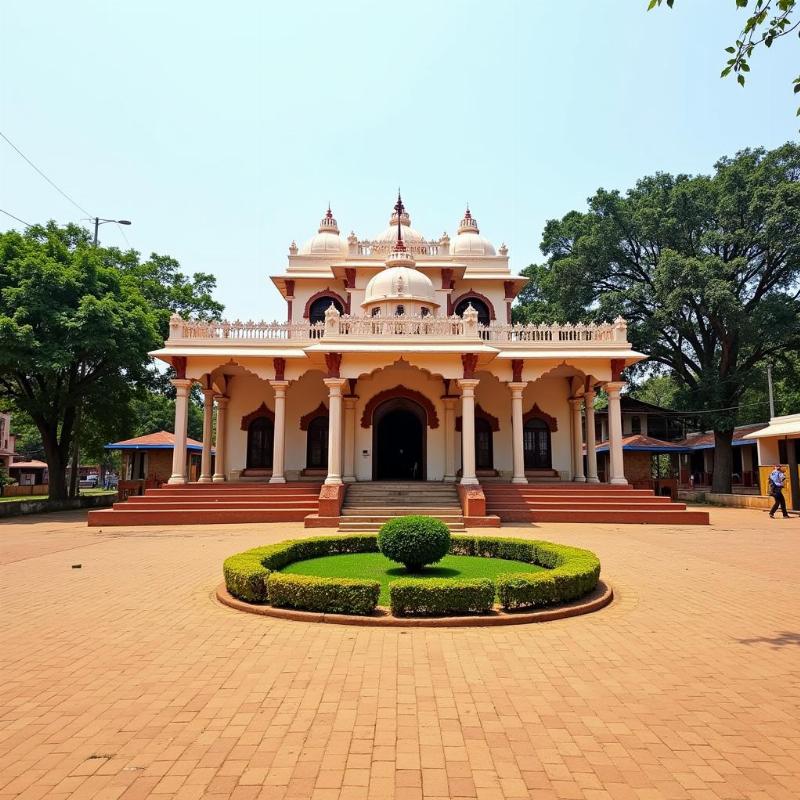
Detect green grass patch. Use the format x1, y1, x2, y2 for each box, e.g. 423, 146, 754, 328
281, 552, 545, 605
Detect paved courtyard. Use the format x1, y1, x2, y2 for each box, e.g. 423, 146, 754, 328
1, 507, 799, 800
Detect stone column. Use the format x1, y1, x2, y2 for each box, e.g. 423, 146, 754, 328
269, 381, 288, 483
343, 395, 357, 482
570, 397, 586, 482
508, 382, 527, 484
606, 381, 627, 485
443, 396, 458, 482
324, 378, 347, 485
168, 378, 192, 484
198, 388, 215, 482
584, 389, 599, 483
212, 396, 228, 482
458, 379, 480, 485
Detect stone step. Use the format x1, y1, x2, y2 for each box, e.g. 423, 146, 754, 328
341, 507, 462, 515
489, 501, 688, 512
87, 507, 314, 526
115, 501, 319, 511
485, 495, 675, 506
493, 509, 709, 525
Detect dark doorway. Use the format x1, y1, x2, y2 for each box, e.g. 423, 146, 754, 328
475, 417, 494, 470
308, 296, 344, 324
455, 297, 490, 326
523, 418, 551, 469
373, 399, 426, 480
247, 417, 273, 469
306, 416, 329, 469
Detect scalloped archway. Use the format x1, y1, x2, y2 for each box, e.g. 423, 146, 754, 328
523, 403, 558, 432
360, 386, 439, 429
240, 402, 275, 431
455, 403, 500, 432
451, 290, 496, 320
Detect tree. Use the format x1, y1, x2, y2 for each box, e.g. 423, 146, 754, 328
649, 0, 800, 117
0, 223, 223, 500
515, 143, 800, 493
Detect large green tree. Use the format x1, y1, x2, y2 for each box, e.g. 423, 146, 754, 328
515, 143, 800, 493
0, 223, 222, 500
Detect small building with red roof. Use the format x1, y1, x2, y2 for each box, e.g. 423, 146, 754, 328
105, 431, 214, 487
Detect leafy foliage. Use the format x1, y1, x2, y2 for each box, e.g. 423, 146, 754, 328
0, 222, 223, 498
377, 515, 452, 572
267, 573, 380, 615
389, 578, 494, 616
648, 0, 800, 118
514, 144, 800, 492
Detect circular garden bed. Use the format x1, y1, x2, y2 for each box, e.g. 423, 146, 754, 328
220, 517, 608, 625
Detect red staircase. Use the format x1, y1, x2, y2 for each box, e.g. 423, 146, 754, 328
87, 482, 322, 527
483, 483, 709, 525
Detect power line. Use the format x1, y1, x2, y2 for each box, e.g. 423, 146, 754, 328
0, 129, 92, 218
0, 207, 31, 227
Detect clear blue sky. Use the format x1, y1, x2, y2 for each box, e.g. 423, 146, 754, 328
1, 0, 795, 321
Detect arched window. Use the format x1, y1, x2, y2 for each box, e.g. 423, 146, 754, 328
395, 305, 405, 316
523, 418, 551, 470
420, 307, 430, 317
306, 416, 329, 469
308, 296, 344, 324
475, 417, 494, 470
455, 297, 491, 326
371, 307, 381, 317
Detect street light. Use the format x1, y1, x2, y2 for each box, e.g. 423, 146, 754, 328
93, 217, 131, 246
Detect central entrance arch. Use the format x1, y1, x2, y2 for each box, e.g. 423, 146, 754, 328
373, 398, 426, 480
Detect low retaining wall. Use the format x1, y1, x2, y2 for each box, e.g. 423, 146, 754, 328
0, 493, 116, 519
2, 484, 49, 497
679, 490, 772, 510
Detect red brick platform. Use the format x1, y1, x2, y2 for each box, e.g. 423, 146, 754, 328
86, 482, 322, 527
484, 483, 710, 524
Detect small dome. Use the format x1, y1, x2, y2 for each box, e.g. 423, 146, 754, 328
298, 206, 348, 256
363, 266, 438, 306
372, 197, 426, 251
450, 207, 496, 256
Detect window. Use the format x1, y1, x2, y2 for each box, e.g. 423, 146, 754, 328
523, 418, 551, 469
371, 307, 381, 317
308, 296, 344, 324
631, 416, 641, 435
395, 305, 405, 316
455, 297, 491, 326
421, 307, 430, 317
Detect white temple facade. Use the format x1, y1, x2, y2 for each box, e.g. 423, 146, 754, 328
151, 195, 645, 497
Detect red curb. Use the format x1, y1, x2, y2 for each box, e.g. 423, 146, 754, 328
215, 580, 614, 627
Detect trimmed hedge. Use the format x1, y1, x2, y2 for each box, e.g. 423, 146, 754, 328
390, 578, 494, 616
223, 532, 601, 616
267, 573, 380, 615
378, 515, 451, 571
222, 534, 378, 604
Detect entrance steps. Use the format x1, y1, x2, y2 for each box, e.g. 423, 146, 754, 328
483, 483, 710, 525
336, 481, 467, 532
87, 482, 322, 526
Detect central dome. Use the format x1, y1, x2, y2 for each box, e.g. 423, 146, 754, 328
363, 266, 437, 306
372, 207, 426, 251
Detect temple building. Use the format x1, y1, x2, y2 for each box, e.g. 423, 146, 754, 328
89, 194, 709, 526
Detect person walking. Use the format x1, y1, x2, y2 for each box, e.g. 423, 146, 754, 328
768, 464, 790, 519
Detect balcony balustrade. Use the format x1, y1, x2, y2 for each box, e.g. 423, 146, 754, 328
168, 311, 630, 346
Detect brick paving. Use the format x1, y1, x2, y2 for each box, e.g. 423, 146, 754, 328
0, 507, 799, 799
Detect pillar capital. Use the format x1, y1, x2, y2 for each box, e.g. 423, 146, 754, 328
269, 380, 289, 393
343, 395, 358, 410
324, 377, 347, 391
569, 396, 584, 407
201, 386, 215, 400
171, 378, 192, 394
507, 381, 526, 396
214, 395, 229, 409
458, 378, 480, 394
605, 380, 625, 396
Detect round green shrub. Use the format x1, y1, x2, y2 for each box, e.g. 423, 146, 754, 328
377, 515, 451, 572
